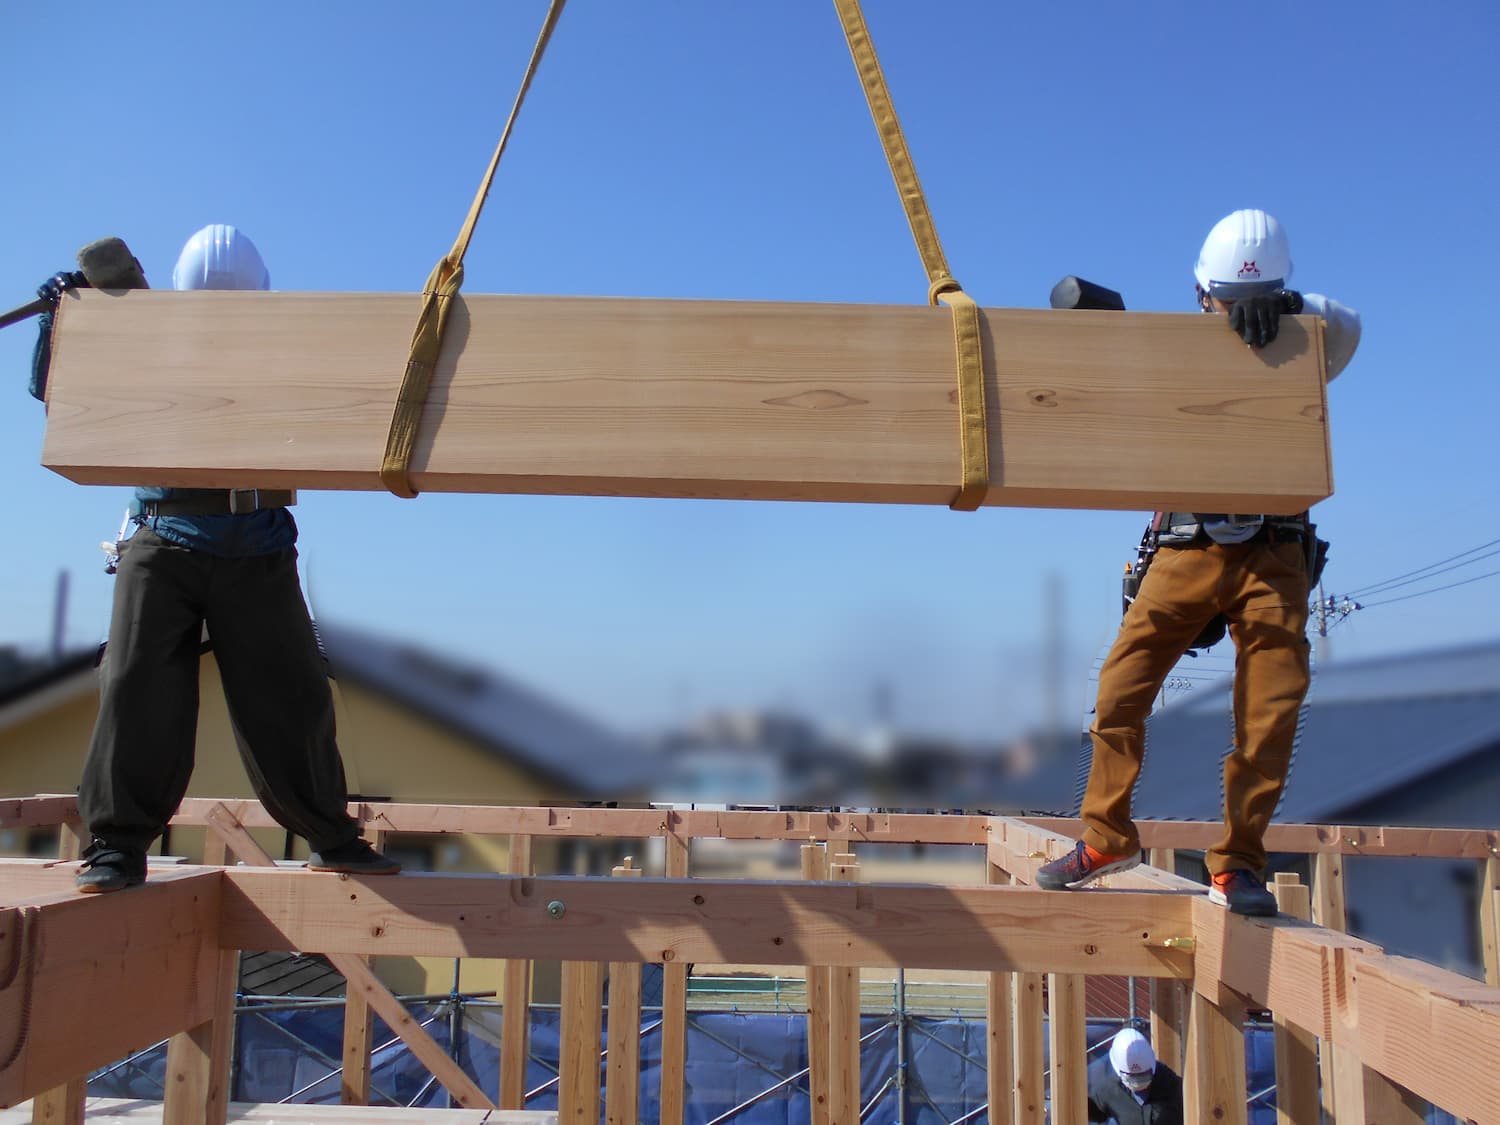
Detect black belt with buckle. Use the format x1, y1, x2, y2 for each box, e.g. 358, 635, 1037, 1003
140, 489, 297, 517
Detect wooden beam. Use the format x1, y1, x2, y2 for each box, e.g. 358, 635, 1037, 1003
1190, 895, 1374, 1040
1313, 849, 1349, 1123
1342, 954, 1500, 1124
0, 874, 223, 1108
1482, 854, 1499, 987
219, 869, 1194, 977
45, 291, 1332, 513
26, 1079, 84, 1125
340, 829, 385, 1107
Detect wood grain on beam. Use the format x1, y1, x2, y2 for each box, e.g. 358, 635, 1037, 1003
0, 874, 222, 1109
220, 869, 1193, 978
45, 291, 1332, 513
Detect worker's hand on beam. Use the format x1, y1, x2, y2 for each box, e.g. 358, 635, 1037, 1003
1227, 289, 1303, 348
37, 270, 87, 306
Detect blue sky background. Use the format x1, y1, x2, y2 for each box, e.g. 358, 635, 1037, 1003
3, 1, 1497, 744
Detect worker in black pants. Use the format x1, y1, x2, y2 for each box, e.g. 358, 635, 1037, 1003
31, 224, 399, 892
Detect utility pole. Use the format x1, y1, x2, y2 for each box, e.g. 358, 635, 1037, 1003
1314, 580, 1330, 666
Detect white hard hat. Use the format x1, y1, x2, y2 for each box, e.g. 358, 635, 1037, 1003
171, 224, 270, 291
1109, 1028, 1156, 1091
1194, 209, 1292, 300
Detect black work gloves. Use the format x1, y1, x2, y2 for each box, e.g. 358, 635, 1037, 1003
37, 270, 88, 305
1227, 289, 1304, 347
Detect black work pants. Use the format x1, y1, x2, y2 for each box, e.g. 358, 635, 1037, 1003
77, 529, 360, 854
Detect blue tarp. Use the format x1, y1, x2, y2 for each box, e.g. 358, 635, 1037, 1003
88, 1003, 1461, 1124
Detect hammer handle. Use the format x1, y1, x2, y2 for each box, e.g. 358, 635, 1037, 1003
0, 297, 50, 331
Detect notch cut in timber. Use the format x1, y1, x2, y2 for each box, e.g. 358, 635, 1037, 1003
42, 290, 1332, 512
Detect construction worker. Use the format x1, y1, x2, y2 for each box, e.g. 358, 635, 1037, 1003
1088, 1027, 1182, 1124
31, 224, 399, 892
1037, 209, 1361, 915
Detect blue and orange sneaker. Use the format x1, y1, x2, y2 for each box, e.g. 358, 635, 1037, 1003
1035, 840, 1142, 890
1209, 869, 1278, 916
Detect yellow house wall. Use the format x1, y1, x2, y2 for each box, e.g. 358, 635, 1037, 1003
0, 653, 600, 1001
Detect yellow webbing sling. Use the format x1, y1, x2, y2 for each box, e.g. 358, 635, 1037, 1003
832, 0, 990, 511
381, 0, 567, 498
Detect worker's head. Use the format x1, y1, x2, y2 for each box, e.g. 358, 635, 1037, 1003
1109, 1028, 1156, 1092
171, 224, 269, 292
1194, 209, 1291, 313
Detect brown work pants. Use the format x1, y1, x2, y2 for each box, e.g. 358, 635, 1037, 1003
1080, 536, 1311, 875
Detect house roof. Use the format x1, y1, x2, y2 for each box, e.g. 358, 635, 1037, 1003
1123, 640, 1500, 824
317, 623, 653, 797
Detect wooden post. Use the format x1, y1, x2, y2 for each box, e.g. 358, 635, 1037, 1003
1481, 854, 1499, 987
827, 851, 861, 1125
340, 828, 385, 1105
29, 1081, 87, 1125
606, 857, 643, 1125
985, 863, 1014, 1125
1046, 973, 1087, 1125
1012, 971, 1045, 1125
1314, 848, 1349, 1123
658, 827, 690, 1125
499, 832, 534, 1110
1184, 990, 1249, 1125
1147, 846, 1187, 1074
1270, 874, 1320, 1125
801, 842, 831, 1125
558, 961, 603, 1125
161, 948, 239, 1125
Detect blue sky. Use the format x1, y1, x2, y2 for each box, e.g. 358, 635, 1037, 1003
3, 1, 1497, 744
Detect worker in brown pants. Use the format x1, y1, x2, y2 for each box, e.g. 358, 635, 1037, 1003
1037, 209, 1361, 914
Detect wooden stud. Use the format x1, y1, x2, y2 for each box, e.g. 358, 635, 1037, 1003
27, 1078, 85, 1125
161, 948, 239, 1125
499, 833, 534, 1111
1147, 846, 1186, 1074
1046, 973, 1087, 1125
605, 858, 643, 1125
657, 830, 690, 1125
340, 829, 385, 1106
1270, 874, 1320, 1125
1184, 989, 1248, 1125
985, 863, 1013, 1125
1481, 854, 1499, 988
1011, 971, 1045, 1125
800, 843, 831, 1125
558, 961, 603, 1125
45, 291, 1333, 514
1314, 848, 1349, 1123
827, 852, 860, 1125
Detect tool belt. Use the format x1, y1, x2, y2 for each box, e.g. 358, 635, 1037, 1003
139, 489, 297, 517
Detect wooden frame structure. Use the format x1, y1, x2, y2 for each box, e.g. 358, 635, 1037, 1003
3, 797, 1497, 1124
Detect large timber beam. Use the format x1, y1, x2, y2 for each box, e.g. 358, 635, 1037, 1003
219, 868, 1194, 978
43, 290, 1332, 512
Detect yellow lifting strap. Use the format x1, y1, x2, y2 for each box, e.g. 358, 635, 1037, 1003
381, 0, 568, 498
831, 0, 989, 511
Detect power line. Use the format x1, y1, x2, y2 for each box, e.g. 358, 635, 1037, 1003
1342, 537, 1500, 598
1359, 566, 1500, 608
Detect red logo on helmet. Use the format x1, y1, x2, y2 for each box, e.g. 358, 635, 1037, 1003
1237, 260, 1261, 279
